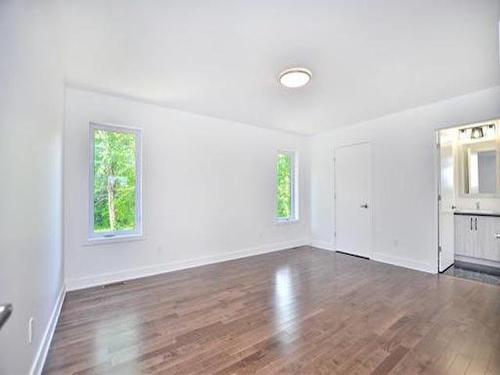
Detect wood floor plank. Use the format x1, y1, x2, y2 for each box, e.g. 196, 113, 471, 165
43, 247, 500, 374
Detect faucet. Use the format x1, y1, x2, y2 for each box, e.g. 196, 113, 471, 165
475, 201, 481, 210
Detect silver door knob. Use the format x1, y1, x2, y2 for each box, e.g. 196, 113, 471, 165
360, 204, 369, 209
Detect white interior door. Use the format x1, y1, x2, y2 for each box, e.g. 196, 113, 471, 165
438, 133, 456, 272
335, 142, 372, 258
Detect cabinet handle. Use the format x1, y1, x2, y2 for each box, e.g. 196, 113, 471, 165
0, 304, 12, 331
474, 217, 478, 231
470, 217, 473, 231
496, 234, 500, 239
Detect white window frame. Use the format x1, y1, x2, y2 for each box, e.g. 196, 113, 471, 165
88, 122, 143, 241
275, 150, 299, 223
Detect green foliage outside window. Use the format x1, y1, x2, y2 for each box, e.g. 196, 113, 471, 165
93, 129, 137, 233
276, 153, 292, 219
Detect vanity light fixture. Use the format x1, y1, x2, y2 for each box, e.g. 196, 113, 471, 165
279, 68, 312, 88
458, 123, 497, 141
459, 129, 468, 140
471, 127, 484, 139
486, 124, 496, 137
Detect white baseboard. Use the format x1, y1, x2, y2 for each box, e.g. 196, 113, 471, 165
310, 240, 335, 251
30, 286, 66, 375
311, 243, 435, 274
371, 252, 435, 274
310, 238, 437, 274
66, 239, 308, 291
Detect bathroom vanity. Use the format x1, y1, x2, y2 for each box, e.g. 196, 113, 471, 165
454, 211, 500, 267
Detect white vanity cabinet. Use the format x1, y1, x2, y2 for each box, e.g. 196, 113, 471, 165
454, 215, 477, 257
476, 216, 500, 261
454, 214, 500, 262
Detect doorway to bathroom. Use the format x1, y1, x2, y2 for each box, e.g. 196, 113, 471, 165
437, 118, 500, 286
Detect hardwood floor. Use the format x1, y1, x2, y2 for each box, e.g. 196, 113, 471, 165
43, 247, 500, 374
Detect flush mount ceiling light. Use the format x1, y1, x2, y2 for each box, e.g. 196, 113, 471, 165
279, 68, 312, 88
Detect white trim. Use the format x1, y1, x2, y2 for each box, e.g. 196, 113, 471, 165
311, 244, 435, 273
310, 240, 336, 251
435, 130, 442, 273
371, 252, 435, 274
275, 150, 299, 222
311, 241, 436, 273
66, 239, 308, 291
84, 234, 146, 247
274, 219, 300, 226
30, 287, 66, 375
88, 122, 143, 240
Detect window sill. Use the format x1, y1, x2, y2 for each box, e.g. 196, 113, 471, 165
84, 234, 145, 247
275, 219, 300, 226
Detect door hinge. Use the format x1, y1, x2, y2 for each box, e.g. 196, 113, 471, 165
438, 245, 442, 253
438, 194, 441, 201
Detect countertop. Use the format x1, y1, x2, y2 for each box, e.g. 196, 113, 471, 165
454, 210, 500, 218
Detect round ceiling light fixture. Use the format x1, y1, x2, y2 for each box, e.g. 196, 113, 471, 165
279, 67, 312, 88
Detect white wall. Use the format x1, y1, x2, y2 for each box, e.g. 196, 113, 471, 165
310, 86, 500, 273
64, 87, 310, 290
0, 1, 64, 374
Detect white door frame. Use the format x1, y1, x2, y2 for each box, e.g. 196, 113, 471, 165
434, 117, 499, 273
435, 130, 456, 273
334, 141, 374, 259
435, 130, 443, 273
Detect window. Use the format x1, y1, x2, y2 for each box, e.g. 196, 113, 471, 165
89, 123, 142, 240
276, 151, 298, 222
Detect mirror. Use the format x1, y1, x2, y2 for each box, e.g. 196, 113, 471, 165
462, 141, 498, 195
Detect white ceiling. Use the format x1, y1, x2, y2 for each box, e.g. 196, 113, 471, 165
62, 0, 500, 135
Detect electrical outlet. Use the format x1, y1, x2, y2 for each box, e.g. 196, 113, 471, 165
28, 317, 34, 344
